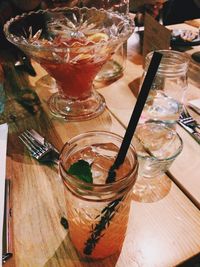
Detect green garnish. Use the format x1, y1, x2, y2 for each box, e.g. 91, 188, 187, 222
67, 160, 93, 183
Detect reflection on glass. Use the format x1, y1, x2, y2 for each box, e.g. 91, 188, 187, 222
4, 7, 134, 121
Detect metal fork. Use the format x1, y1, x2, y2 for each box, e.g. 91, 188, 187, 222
179, 106, 200, 130
19, 129, 59, 164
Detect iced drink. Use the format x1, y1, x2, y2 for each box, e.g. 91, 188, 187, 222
59, 131, 138, 259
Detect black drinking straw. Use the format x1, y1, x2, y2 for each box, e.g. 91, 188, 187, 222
106, 51, 163, 183
83, 51, 163, 256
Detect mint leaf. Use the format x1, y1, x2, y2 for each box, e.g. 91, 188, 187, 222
67, 160, 93, 183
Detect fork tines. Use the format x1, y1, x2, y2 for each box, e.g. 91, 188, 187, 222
179, 106, 200, 130
179, 116, 195, 123
19, 130, 49, 158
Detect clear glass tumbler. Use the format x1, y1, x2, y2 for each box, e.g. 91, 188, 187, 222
59, 131, 138, 259
132, 122, 183, 203
140, 49, 190, 125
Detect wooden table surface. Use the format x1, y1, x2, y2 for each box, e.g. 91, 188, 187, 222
1, 22, 200, 267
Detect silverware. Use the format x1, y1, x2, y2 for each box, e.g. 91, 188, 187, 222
2, 179, 13, 264
179, 115, 200, 129
19, 129, 59, 164
178, 106, 200, 143
18, 130, 69, 231
178, 120, 200, 144
179, 106, 200, 129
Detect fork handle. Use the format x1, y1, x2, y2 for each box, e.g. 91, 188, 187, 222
193, 132, 200, 144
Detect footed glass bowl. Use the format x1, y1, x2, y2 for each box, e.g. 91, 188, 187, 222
4, 7, 134, 121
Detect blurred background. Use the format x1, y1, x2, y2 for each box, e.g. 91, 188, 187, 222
0, 0, 200, 48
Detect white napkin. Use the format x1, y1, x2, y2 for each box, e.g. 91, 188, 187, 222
0, 123, 8, 266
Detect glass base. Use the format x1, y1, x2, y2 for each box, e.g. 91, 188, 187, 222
132, 175, 172, 203
95, 59, 123, 82
48, 91, 106, 121
95, 42, 126, 82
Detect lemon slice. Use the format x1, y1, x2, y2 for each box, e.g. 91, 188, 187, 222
87, 33, 109, 43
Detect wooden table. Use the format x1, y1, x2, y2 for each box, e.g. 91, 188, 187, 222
1, 22, 200, 267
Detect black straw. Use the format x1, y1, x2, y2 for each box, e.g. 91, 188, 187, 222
106, 51, 163, 183
83, 51, 163, 256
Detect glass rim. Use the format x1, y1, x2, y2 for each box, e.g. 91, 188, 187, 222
145, 49, 190, 75
4, 6, 134, 53
59, 130, 138, 189
135, 122, 183, 162
146, 49, 190, 63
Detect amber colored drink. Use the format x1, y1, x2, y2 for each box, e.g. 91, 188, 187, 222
59, 131, 138, 259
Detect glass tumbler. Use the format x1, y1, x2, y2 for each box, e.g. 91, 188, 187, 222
59, 131, 138, 259
132, 122, 183, 203
140, 49, 190, 125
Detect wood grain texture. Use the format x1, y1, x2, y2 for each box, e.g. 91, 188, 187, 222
99, 23, 200, 209
2, 23, 200, 267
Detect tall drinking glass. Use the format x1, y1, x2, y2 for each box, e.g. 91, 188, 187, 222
140, 50, 190, 126
59, 131, 138, 259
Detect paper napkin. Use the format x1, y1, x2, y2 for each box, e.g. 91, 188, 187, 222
0, 123, 8, 267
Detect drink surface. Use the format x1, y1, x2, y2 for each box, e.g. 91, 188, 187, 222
66, 142, 133, 184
